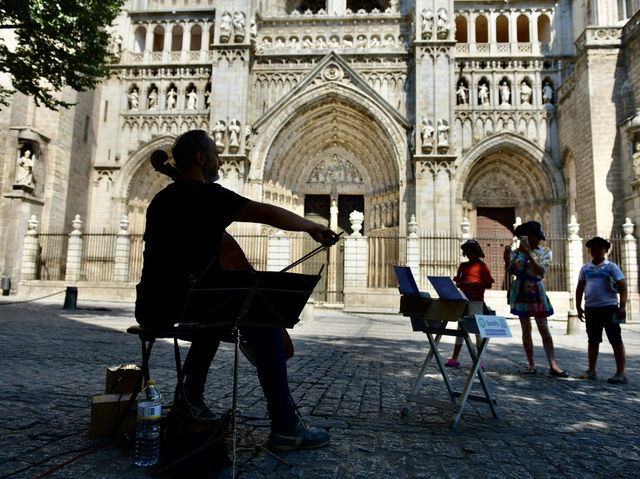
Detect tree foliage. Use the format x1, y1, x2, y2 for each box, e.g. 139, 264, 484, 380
0, 0, 125, 110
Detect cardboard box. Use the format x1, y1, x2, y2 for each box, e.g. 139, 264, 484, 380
105, 364, 142, 394
90, 393, 138, 437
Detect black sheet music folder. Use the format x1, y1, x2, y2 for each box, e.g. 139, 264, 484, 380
180, 269, 321, 329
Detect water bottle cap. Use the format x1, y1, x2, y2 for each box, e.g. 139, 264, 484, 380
147, 380, 156, 385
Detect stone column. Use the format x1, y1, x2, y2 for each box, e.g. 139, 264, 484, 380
20, 215, 39, 281
344, 211, 368, 294
266, 230, 290, 272
65, 215, 83, 282
114, 215, 131, 282
406, 215, 420, 288
566, 215, 583, 334
622, 218, 638, 322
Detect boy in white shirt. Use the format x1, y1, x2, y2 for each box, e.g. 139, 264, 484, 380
575, 237, 627, 384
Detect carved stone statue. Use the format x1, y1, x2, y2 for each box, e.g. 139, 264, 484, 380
519, 81, 532, 104
633, 135, 640, 180
148, 88, 158, 109
249, 18, 257, 40
213, 120, 226, 151
420, 117, 434, 153
436, 8, 450, 39
228, 119, 241, 152
128, 88, 139, 110
542, 82, 554, 104
499, 81, 511, 105
220, 12, 232, 43
244, 124, 252, 151
456, 82, 468, 105
186, 88, 197, 110
233, 12, 246, 42
166, 87, 177, 110
437, 119, 449, 147
356, 35, 367, 48
478, 82, 490, 105
421, 9, 434, 40
15, 148, 35, 187
204, 89, 211, 108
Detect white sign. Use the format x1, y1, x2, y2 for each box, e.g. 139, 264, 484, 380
475, 315, 512, 338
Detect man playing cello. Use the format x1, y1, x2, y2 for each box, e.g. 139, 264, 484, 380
135, 129, 338, 451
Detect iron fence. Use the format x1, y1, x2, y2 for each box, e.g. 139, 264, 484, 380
36, 233, 67, 280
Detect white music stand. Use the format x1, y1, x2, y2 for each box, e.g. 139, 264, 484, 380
394, 266, 505, 429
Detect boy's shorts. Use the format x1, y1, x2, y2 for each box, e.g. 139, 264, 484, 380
585, 305, 623, 346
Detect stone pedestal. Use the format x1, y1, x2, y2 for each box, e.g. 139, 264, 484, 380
65, 215, 83, 282
20, 215, 39, 281
114, 215, 131, 282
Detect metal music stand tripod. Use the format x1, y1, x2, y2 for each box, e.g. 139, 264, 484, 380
170, 268, 322, 476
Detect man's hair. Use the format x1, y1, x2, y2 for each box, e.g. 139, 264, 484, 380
172, 130, 214, 171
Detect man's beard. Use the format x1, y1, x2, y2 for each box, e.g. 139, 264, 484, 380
203, 160, 219, 183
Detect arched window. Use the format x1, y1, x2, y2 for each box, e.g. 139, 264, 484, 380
190, 25, 202, 50
346, 0, 390, 11
537, 14, 551, 43
455, 16, 468, 43
208, 25, 215, 50
475, 15, 488, 43
496, 15, 509, 43
171, 25, 183, 51
286, 0, 326, 13
134, 26, 146, 53
152, 26, 164, 52
517, 14, 529, 42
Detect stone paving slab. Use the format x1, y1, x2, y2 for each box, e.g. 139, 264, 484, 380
0, 297, 638, 478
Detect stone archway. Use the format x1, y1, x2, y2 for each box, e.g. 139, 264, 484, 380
112, 135, 175, 233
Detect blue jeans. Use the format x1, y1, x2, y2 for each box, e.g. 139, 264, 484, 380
183, 325, 297, 433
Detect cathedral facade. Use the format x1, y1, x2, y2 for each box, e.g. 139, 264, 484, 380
1, 0, 640, 308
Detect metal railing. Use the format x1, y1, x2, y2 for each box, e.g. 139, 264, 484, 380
36, 233, 68, 280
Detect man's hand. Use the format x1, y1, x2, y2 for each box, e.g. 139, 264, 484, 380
577, 305, 585, 322
618, 304, 627, 320
307, 223, 340, 246
503, 245, 512, 264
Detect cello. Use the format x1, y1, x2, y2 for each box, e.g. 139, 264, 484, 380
150, 149, 296, 358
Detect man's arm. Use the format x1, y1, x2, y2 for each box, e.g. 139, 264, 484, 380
617, 279, 628, 319
234, 201, 338, 245
575, 279, 586, 320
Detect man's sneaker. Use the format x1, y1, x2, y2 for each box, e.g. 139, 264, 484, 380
186, 396, 217, 420
268, 419, 330, 451
444, 359, 460, 368
578, 370, 597, 380
607, 374, 628, 384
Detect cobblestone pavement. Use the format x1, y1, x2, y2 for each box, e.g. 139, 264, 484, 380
0, 297, 639, 478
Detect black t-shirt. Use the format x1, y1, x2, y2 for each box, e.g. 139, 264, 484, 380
135, 180, 249, 326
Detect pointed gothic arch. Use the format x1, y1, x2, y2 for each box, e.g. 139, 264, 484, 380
456, 133, 566, 235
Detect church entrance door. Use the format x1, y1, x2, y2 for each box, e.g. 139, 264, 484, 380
476, 207, 515, 290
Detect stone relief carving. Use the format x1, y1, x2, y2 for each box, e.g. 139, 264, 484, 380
307, 154, 363, 184
436, 8, 450, 40
228, 119, 241, 153
213, 120, 226, 151
15, 148, 35, 188
233, 12, 246, 42
323, 63, 343, 82
249, 18, 257, 40
220, 12, 232, 43
421, 9, 434, 40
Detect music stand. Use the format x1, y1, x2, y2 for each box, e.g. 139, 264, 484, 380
170, 269, 321, 475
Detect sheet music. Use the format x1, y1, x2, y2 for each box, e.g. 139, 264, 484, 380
393, 265, 420, 295
427, 276, 468, 301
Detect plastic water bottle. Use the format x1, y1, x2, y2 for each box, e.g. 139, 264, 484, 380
134, 380, 162, 466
